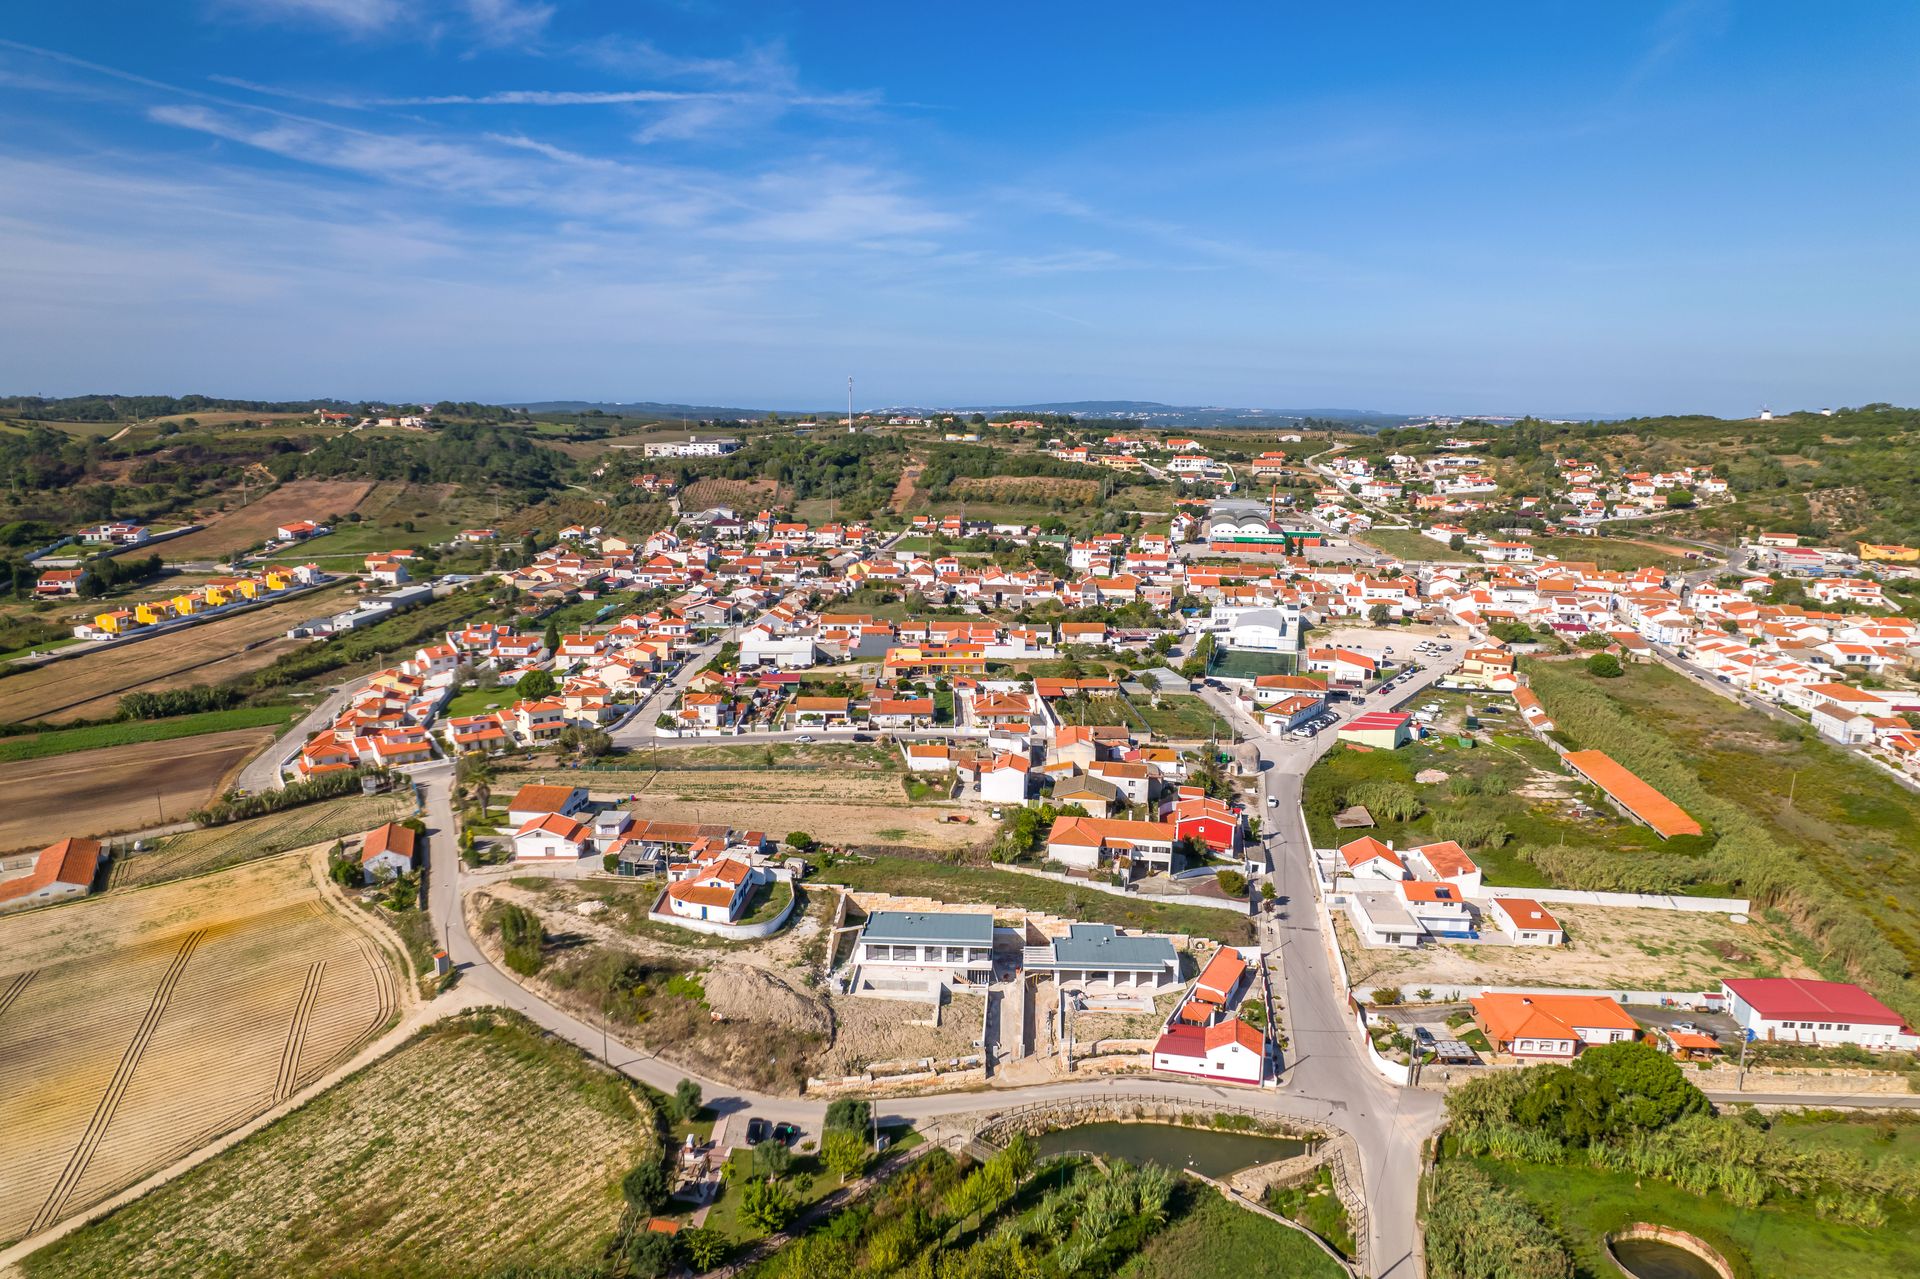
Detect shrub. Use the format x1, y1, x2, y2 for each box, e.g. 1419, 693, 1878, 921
622, 1159, 670, 1214
1215, 869, 1247, 897
495, 902, 544, 975
1584, 652, 1623, 678
1424, 1163, 1572, 1279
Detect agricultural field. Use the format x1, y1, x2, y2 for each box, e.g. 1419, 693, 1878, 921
0, 728, 276, 854
109, 792, 418, 891
950, 474, 1101, 505
149, 480, 376, 561
1527, 534, 1695, 571
291, 481, 495, 564
17, 1013, 653, 1279
0, 705, 297, 765
0, 582, 355, 724
681, 476, 784, 512
0, 852, 398, 1246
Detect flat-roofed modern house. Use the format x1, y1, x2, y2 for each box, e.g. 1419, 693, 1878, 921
851, 910, 995, 994
1022, 923, 1180, 994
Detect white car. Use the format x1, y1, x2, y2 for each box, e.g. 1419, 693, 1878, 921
794, 733, 816, 743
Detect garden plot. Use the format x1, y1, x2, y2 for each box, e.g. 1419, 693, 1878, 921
0, 852, 396, 1244
1336, 904, 1815, 996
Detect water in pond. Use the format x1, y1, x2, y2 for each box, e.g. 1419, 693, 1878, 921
1610, 1239, 1723, 1279
1031, 1122, 1308, 1178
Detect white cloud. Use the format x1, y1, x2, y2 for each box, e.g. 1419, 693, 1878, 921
463, 0, 554, 46
214, 0, 403, 33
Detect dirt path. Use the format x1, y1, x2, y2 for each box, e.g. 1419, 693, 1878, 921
890, 463, 923, 514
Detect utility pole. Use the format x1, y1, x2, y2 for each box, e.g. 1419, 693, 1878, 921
846, 376, 855, 435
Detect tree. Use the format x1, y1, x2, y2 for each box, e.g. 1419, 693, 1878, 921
1585, 652, 1624, 678
458, 752, 495, 815
824, 1098, 870, 1133
1368, 603, 1393, 627
821, 1129, 869, 1183
671, 1077, 703, 1123
739, 1178, 796, 1232
515, 668, 559, 700
1574, 1040, 1707, 1134
496, 902, 544, 975
1575, 632, 1612, 650
559, 725, 613, 760
679, 1226, 729, 1271
1668, 488, 1696, 508
752, 1139, 794, 1181
1215, 868, 1247, 897
622, 1228, 676, 1278
544, 619, 561, 653
784, 831, 815, 852
622, 1159, 670, 1214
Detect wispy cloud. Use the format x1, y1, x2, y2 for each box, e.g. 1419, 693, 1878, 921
213, 0, 404, 34
463, 0, 553, 47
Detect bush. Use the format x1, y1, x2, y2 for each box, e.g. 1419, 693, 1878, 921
1424, 1164, 1572, 1279
785, 831, 816, 852
670, 1078, 703, 1123
1584, 652, 1623, 678
495, 902, 544, 975
824, 1098, 871, 1133
622, 1160, 670, 1214
1215, 869, 1248, 897
1372, 987, 1403, 1006
192, 768, 387, 827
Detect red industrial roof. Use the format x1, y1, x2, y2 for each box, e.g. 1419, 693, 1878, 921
1723, 978, 1907, 1027
1563, 750, 1702, 838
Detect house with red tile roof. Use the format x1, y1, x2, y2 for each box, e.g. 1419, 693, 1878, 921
360, 822, 417, 881
1472, 992, 1638, 1060
0, 837, 102, 912
511, 812, 593, 861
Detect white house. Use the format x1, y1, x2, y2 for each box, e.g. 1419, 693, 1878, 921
1486, 897, 1565, 946
980, 752, 1031, 807
512, 813, 593, 861
1151, 1018, 1265, 1085
664, 856, 758, 923
852, 911, 995, 987
358, 822, 417, 882
1721, 978, 1920, 1051
1343, 889, 1424, 948
0, 837, 102, 913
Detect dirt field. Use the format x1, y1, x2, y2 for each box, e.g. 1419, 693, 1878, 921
0, 583, 353, 724
152, 480, 376, 560
629, 769, 974, 849
817, 992, 986, 1075
16, 1013, 649, 1279
0, 729, 274, 853
1337, 904, 1817, 994
0, 852, 397, 1245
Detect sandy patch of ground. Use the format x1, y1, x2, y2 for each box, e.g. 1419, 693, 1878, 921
0, 851, 396, 1242
1073, 991, 1185, 1044
1337, 904, 1817, 995
817, 993, 986, 1076
0, 728, 273, 853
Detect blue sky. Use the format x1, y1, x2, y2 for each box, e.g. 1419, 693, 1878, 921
2, 2, 1917, 416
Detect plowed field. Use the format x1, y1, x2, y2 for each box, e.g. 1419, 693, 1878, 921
0, 852, 397, 1244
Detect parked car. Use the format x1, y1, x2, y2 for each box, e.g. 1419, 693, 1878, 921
745, 1118, 769, 1145
1413, 1026, 1436, 1046
772, 1122, 801, 1146
794, 734, 816, 743
1268, 795, 1280, 807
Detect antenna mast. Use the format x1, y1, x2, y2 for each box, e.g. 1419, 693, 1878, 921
847, 376, 855, 434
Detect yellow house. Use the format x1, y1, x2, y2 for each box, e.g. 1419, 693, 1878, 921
93, 609, 137, 634
1860, 543, 1919, 563
203, 585, 230, 606
172, 593, 199, 615
231, 579, 259, 599
134, 602, 165, 625
264, 570, 291, 591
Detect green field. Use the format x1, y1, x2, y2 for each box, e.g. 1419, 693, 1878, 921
1132, 694, 1232, 740
21, 1013, 655, 1279
0, 704, 298, 762
1355, 526, 1474, 562
1120, 1183, 1345, 1279
1302, 724, 1706, 894
1528, 535, 1695, 571
820, 853, 1252, 943
1207, 647, 1300, 680
1462, 1151, 1920, 1279
1527, 657, 1920, 1014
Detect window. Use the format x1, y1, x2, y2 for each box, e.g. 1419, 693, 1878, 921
1818, 1022, 1832, 1030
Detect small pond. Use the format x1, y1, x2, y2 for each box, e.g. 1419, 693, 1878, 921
1031, 1122, 1309, 1178
1609, 1238, 1726, 1279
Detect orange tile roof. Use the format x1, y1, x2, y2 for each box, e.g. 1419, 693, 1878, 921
1473, 993, 1637, 1046
507, 783, 581, 814
1563, 750, 1702, 838
0, 837, 100, 905
1194, 948, 1247, 1003
1203, 1018, 1265, 1054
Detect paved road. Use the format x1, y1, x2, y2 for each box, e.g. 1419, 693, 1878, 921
234, 674, 375, 793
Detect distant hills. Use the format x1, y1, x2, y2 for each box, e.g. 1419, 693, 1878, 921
508, 398, 1420, 429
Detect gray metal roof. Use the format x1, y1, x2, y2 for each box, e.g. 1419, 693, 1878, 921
859, 910, 994, 946
1031, 923, 1176, 972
